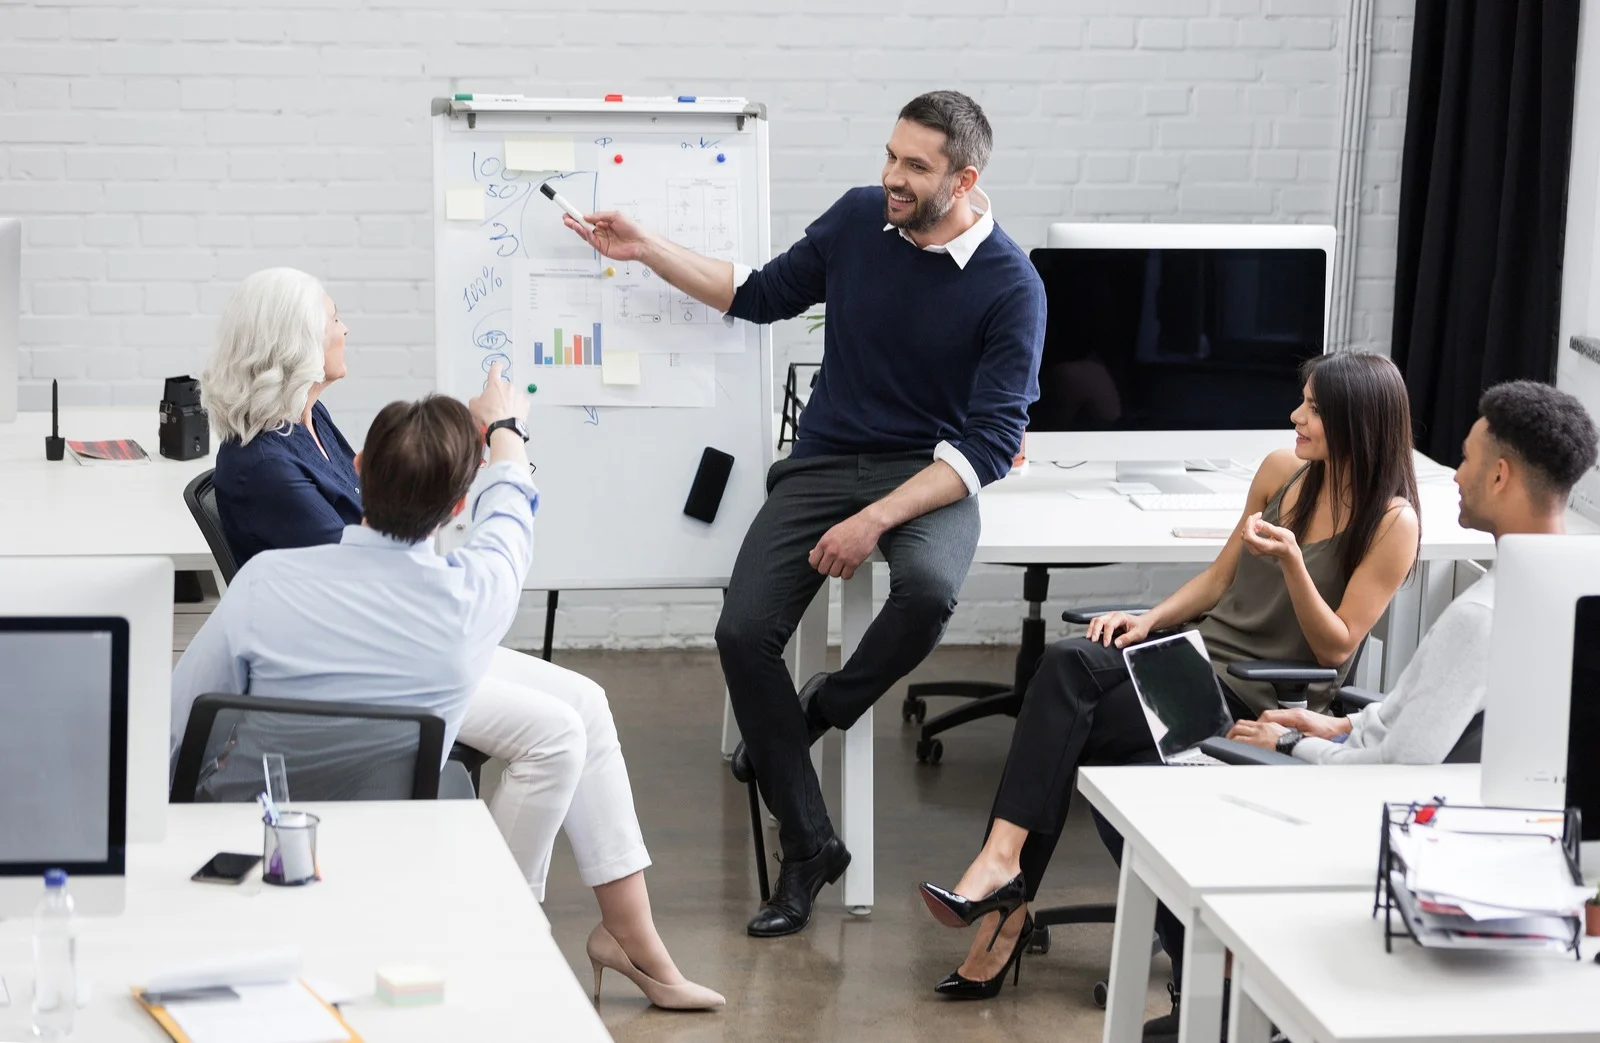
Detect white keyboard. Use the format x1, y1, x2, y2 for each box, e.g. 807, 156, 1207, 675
1129, 493, 1242, 512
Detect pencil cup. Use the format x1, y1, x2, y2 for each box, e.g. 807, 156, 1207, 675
262, 811, 320, 886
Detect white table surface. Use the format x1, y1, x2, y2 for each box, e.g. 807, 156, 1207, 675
1202, 890, 1600, 1043
0, 802, 611, 1042
1077, 764, 1483, 1043
975, 452, 1495, 565
0, 408, 215, 569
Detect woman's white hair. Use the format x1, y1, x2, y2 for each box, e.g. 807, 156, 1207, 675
202, 267, 328, 445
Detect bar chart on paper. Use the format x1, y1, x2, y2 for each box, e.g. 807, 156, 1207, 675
532, 324, 604, 367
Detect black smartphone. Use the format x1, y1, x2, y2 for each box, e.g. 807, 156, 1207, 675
191, 852, 262, 885
683, 447, 735, 523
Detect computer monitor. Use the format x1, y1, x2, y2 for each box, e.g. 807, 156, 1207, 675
0, 217, 18, 422
1480, 534, 1600, 877
0, 557, 173, 846
1028, 223, 1335, 489
0, 618, 129, 916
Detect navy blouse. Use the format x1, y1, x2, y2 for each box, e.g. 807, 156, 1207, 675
213, 400, 362, 567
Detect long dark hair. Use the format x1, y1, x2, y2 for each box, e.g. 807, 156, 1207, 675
1282, 351, 1420, 579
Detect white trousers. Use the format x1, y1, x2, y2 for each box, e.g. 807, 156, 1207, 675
457, 646, 651, 901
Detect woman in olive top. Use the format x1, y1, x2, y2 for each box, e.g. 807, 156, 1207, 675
918, 350, 1421, 998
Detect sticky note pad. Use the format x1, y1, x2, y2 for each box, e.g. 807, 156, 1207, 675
376, 966, 444, 1007
602, 351, 642, 386
445, 187, 484, 221
504, 136, 576, 172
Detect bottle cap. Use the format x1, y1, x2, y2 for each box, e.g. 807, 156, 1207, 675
45, 868, 67, 888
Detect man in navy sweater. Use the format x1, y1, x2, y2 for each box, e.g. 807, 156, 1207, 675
567, 91, 1046, 937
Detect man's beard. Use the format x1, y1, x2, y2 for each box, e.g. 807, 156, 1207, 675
884, 176, 958, 234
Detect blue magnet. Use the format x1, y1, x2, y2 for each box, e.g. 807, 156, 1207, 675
716, 153, 726, 163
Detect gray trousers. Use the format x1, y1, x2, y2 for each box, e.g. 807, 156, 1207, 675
715, 451, 981, 857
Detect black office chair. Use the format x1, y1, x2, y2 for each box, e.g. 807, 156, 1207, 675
179, 472, 492, 791
904, 564, 1106, 764
182, 469, 241, 585
172, 692, 477, 802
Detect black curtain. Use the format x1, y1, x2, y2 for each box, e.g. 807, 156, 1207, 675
1390, 0, 1581, 465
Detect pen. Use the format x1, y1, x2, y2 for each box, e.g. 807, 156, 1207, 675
603, 94, 679, 103
1219, 793, 1308, 826
540, 183, 591, 229
454, 93, 524, 103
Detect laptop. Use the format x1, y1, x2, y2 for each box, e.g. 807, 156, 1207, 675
1122, 630, 1234, 766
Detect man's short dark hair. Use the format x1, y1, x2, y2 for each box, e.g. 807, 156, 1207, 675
897, 91, 992, 174
1479, 380, 1599, 505
361, 395, 481, 543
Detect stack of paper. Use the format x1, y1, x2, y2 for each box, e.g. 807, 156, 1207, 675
1385, 808, 1589, 954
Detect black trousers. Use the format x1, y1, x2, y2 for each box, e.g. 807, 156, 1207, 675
986, 636, 1253, 988
716, 452, 981, 857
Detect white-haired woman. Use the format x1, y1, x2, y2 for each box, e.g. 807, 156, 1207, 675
202, 267, 357, 565
200, 269, 724, 1011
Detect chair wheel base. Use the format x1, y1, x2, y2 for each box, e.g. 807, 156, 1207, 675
915, 738, 944, 764
901, 696, 927, 723
1025, 925, 1051, 955
1092, 980, 1108, 1008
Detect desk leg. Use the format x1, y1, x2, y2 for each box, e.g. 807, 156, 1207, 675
1177, 910, 1226, 1043
1227, 969, 1272, 1043
839, 571, 874, 915
1103, 853, 1159, 1043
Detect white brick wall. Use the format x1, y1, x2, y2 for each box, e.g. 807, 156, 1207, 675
0, 0, 1414, 647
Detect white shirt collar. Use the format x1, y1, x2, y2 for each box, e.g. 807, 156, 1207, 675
340, 524, 444, 566
883, 186, 995, 270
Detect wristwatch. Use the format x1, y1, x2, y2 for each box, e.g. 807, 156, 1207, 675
1275, 728, 1304, 756
484, 417, 529, 446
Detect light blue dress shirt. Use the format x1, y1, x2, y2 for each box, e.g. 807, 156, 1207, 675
170, 461, 540, 783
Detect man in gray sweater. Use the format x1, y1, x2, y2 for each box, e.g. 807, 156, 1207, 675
1227, 380, 1598, 763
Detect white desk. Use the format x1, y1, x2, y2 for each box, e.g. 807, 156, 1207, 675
1077, 764, 1483, 1043
977, 453, 1504, 690
1202, 890, 1600, 1043
0, 408, 215, 569
0, 801, 611, 1042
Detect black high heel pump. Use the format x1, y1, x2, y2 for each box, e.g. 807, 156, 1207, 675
934, 910, 1034, 1001
918, 873, 1027, 951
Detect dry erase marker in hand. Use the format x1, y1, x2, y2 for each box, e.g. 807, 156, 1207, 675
540, 183, 590, 229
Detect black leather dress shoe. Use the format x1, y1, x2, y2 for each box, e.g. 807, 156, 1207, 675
730, 672, 832, 784
746, 835, 851, 937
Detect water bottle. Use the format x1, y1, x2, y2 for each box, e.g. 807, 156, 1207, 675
31, 868, 76, 1039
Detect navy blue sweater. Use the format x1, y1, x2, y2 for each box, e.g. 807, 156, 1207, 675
213, 401, 362, 566
731, 187, 1045, 487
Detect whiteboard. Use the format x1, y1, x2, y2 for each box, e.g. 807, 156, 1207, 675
431, 98, 773, 590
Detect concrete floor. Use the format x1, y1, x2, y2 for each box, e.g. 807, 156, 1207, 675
529, 646, 1174, 1043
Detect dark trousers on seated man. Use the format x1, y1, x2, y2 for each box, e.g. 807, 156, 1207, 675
717, 451, 981, 911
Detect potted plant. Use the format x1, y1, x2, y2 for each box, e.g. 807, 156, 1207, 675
1587, 883, 1600, 937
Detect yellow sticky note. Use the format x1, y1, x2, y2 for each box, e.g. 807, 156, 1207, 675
445, 187, 484, 221
504, 136, 576, 172
601, 351, 642, 386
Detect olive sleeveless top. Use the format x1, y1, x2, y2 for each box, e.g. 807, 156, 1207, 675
1196, 466, 1353, 716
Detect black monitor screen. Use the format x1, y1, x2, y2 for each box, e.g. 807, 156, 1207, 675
1570, 597, 1599, 843
1027, 247, 1326, 433
0, 619, 128, 876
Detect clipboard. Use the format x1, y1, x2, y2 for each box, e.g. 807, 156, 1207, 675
132, 979, 363, 1043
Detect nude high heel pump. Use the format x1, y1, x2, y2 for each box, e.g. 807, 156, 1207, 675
585, 923, 726, 1011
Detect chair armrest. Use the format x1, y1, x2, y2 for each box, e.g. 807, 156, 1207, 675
1226, 660, 1337, 685
1197, 737, 1302, 766
1062, 605, 1151, 624
1335, 686, 1383, 710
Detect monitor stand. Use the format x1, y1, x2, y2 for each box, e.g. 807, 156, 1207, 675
1115, 460, 1212, 494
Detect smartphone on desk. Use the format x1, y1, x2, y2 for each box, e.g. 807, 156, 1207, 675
192, 852, 261, 885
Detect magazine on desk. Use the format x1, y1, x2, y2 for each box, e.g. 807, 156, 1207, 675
66, 438, 149, 465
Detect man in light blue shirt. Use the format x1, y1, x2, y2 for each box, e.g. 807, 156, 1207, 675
170, 374, 537, 782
